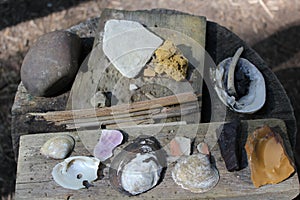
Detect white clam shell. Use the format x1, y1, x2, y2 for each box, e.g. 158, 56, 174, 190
109, 136, 166, 196
40, 135, 75, 159
121, 153, 162, 195
52, 156, 100, 190
172, 154, 219, 193
211, 58, 266, 114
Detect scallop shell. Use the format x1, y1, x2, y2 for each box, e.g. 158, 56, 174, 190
172, 153, 219, 193
210, 51, 266, 114
40, 135, 75, 159
52, 156, 100, 190
93, 129, 123, 161
109, 136, 166, 196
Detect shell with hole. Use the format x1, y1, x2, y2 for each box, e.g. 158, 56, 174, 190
109, 136, 166, 196
52, 156, 100, 190
172, 153, 219, 193
40, 135, 75, 159
210, 47, 266, 114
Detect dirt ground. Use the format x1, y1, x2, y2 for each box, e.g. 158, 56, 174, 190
0, 0, 299, 199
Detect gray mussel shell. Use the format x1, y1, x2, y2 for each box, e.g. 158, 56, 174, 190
109, 136, 166, 196
211, 57, 266, 114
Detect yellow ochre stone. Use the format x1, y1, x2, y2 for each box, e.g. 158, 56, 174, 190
245, 125, 295, 188
153, 40, 188, 81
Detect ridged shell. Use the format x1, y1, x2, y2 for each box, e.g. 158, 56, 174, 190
172, 153, 219, 193
211, 57, 265, 114
52, 156, 100, 190
109, 136, 166, 196
40, 135, 75, 159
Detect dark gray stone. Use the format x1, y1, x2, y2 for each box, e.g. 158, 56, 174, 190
21, 30, 81, 97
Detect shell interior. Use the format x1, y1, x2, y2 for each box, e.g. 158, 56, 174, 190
211, 57, 266, 114
109, 136, 166, 196
93, 129, 123, 161
40, 135, 75, 159
172, 153, 219, 193
52, 156, 100, 190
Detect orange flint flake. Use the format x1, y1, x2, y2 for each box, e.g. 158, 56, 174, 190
245, 125, 295, 188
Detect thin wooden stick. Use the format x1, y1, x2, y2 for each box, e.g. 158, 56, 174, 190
65, 102, 198, 129
29, 92, 199, 123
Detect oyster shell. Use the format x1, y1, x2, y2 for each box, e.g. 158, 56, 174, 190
210, 47, 266, 113
109, 136, 166, 196
172, 153, 219, 193
52, 156, 100, 190
40, 135, 75, 159
93, 129, 123, 161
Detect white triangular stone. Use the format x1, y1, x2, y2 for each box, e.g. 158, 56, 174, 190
103, 19, 163, 78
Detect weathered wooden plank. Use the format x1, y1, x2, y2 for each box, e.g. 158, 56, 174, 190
204, 22, 297, 148
67, 9, 206, 119
15, 119, 299, 199
11, 9, 297, 164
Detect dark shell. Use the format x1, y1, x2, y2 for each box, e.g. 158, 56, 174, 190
109, 136, 166, 196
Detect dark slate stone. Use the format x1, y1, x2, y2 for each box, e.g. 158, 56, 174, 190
21, 30, 81, 97
217, 119, 245, 172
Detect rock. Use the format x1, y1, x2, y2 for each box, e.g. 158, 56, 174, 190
169, 136, 191, 157
21, 30, 81, 97
90, 91, 107, 107
129, 84, 138, 91
245, 125, 295, 188
153, 40, 188, 81
164, 136, 191, 163
143, 67, 156, 77
103, 19, 163, 78
217, 120, 245, 172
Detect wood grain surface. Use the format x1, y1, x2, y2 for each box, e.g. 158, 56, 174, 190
15, 119, 299, 199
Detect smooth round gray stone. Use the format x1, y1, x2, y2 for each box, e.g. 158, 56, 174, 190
21, 30, 81, 97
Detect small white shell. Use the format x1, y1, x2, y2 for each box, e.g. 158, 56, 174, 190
40, 135, 75, 159
211, 57, 266, 114
172, 154, 219, 193
52, 156, 100, 190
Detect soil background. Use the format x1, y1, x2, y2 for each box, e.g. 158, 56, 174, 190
0, 0, 299, 199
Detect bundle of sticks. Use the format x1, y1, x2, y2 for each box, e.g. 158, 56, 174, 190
29, 92, 200, 129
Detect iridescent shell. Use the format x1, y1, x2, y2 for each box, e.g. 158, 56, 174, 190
52, 156, 100, 190
172, 153, 219, 193
40, 135, 75, 159
93, 129, 123, 161
109, 136, 166, 196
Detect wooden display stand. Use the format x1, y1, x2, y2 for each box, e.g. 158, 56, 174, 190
12, 9, 299, 199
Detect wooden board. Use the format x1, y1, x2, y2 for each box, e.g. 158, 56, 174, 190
67, 9, 207, 125
15, 119, 299, 199
11, 10, 297, 162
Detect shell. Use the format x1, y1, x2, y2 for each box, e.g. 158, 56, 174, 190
210, 54, 266, 114
109, 136, 166, 196
40, 135, 75, 159
93, 129, 123, 161
52, 156, 100, 190
172, 153, 219, 193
